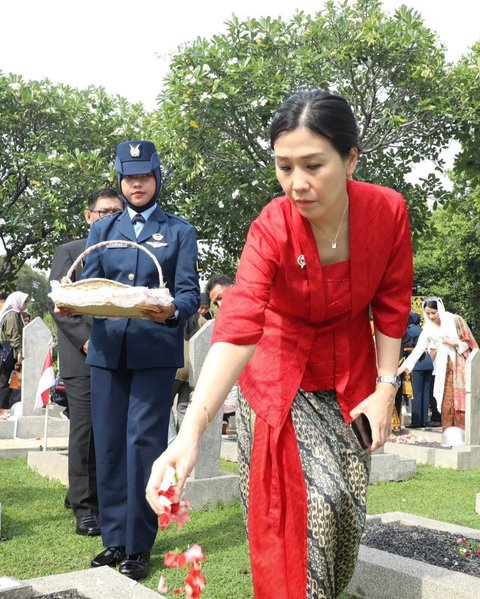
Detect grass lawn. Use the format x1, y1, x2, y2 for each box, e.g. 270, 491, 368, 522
367, 463, 480, 529
1, 457, 480, 598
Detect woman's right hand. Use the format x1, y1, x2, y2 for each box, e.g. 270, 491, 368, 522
146, 435, 199, 515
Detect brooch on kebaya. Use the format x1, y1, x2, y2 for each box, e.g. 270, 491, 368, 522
297, 255, 306, 269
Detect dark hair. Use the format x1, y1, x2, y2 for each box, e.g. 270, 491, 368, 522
269, 89, 359, 159
423, 297, 438, 310
199, 292, 210, 306
205, 274, 234, 295
0, 292, 8, 300
88, 188, 122, 211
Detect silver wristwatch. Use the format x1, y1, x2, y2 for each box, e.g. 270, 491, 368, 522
376, 375, 401, 391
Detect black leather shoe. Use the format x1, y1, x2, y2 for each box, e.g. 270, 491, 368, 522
76, 515, 101, 536
426, 420, 442, 428
119, 551, 150, 580
91, 546, 126, 568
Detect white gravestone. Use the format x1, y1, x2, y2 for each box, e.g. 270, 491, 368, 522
186, 319, 240, 508
21, 317, 53, 416
465, 348, 480, 446
189, 319, 223, 478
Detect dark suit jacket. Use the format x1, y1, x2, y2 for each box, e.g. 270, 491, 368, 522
82, 206, 200, 370
49, 239, 92, 378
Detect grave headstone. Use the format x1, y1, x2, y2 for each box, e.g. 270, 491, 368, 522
21, 318, 53, 416
465, 348, 480, 446
186, 318, 240, 507
189, 319, 223, 478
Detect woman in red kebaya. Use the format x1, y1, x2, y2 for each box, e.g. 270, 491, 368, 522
147, 89, 413, 598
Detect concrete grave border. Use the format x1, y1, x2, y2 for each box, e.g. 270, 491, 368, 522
347, 512, 480, 599
384, 442, 480, 469
0, 566, 165, 599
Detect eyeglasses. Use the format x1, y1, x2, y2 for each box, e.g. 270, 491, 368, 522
90, 209, 123, 219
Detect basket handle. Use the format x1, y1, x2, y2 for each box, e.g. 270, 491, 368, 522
65, 240, 164, 287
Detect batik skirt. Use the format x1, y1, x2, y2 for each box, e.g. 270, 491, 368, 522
236, 388, 371, 599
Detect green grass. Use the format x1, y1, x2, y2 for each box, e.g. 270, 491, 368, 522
367, 463, 480, 529
0, 458, 252, 598
1, 458, 479, 598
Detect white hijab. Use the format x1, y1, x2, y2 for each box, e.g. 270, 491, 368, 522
0, 291, 29, 326
422, 296, 458, 345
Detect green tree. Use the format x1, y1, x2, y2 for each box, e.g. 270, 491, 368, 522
413, 178, 480, 336
155, 0, 454, 275
14, 263, 49, 319
0, 259, 49, 318
0, 72, 148, 286
451, 42, 480, 186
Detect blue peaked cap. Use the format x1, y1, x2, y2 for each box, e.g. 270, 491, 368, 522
115, 140, 162, 202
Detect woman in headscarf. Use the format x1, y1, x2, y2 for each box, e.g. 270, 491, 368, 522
0, 291, 28, 410
399, 297, 478, 430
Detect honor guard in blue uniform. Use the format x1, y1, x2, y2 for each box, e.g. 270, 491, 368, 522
83, 141, 200, 579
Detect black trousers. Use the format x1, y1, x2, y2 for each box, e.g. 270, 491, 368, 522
0, 370, 13, 409
63, 375, 98, 516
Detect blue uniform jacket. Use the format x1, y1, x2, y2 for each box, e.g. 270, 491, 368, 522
82, 206, 200, 370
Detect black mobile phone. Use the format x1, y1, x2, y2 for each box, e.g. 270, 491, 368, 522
351, 413, 372, 450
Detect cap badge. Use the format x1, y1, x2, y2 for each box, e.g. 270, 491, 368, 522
129, 143, 140, 158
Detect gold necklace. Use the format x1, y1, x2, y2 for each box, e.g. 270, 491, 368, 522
310, 199, 349, 249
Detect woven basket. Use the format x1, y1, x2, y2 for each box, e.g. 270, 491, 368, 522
49, 240, 173, 318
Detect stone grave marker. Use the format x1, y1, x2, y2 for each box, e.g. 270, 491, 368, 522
189, 319, 222, 478
186, 319, 239, 507
21, 317, 53, 416
465, 348, 480, 446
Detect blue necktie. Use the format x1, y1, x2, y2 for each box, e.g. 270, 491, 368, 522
132, 213, 145, 237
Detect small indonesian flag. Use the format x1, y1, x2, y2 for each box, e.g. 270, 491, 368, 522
34, 348, 56, 411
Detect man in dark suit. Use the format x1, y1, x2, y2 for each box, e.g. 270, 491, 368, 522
80, 141, 200, 580
49, 188, 123, 536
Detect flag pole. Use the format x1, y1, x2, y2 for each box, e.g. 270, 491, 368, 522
43, 395, 49, 452
37, 337, 53, 451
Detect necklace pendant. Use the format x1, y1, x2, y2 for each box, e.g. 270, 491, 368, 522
331, 241, 337, 249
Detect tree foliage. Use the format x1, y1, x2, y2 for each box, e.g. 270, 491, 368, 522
156, 0, 454, 275
0, 73, 148, 284
451, 42, 480, 186
15, 263, 49, 318
413, 177, 480, 336
0, 259, 49, 317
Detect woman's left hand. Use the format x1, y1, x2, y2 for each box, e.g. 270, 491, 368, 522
349, 384, 396, 452
442, 336, 458, 347
142, 304, 176, 323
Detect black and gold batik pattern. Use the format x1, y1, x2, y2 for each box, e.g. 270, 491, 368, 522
236, 388, 371, 599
